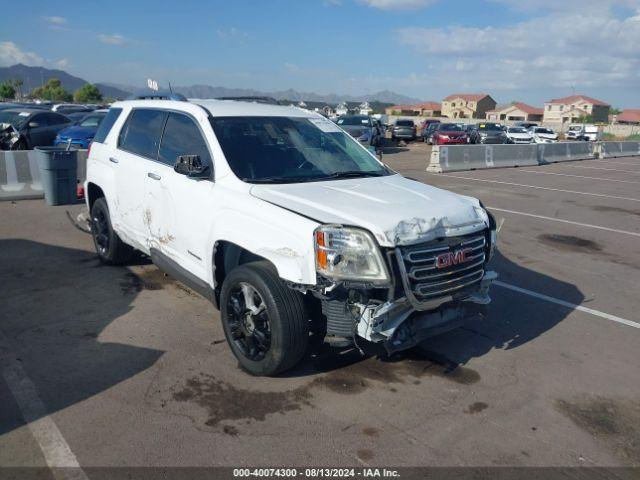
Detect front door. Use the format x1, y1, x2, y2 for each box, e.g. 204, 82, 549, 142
144, 111, 214, 282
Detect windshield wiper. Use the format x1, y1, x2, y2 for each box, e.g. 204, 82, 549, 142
315, 170, 386, 180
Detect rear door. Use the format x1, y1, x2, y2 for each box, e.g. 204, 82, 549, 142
113, 108, 168, 250
144, 111, 214, 281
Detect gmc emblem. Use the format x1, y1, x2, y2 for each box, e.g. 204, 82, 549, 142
435, 248, 472, 269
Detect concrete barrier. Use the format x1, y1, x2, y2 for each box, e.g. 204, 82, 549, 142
427, 143, 539, 172
599, 141, 640, 158
0, 149, 87, 201
538, 141, 595, 164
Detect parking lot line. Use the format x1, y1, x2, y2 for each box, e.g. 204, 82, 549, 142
592, 159, 640, 167
487, 206, 640, 237
556, 164, 640, 175
429, 173, 640, 203
495, 281, 640, 329
520, 170, 640, 184
0, 331, 87, 479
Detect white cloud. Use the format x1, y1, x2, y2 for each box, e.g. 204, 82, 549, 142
54, 58, 70, 69
0, 41, 44, 66
216, 27, 248, 40
42, 15, 67, 25
360, 0, 436, 9
98, 34, 129, 46
396, 10, 640, 91
284, 62, 300, 73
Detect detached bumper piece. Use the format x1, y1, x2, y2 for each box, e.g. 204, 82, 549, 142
384, 301, 486, 355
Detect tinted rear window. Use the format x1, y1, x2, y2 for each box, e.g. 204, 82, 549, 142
94, 108, 122, 143
118, 109, 167, 159
396, 120, 414, 126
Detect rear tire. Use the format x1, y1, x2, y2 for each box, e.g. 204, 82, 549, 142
90, 197, 135, 265
220, 261, 309, 376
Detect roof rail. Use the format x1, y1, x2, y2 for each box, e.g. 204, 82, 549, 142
216, 96, 279, 105
126, 91, 187, 101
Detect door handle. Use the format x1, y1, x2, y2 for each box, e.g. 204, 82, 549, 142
109, 157, 119, 164
147, 172, 161, 180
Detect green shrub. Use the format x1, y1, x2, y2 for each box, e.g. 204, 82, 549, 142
626, 134, 640, 141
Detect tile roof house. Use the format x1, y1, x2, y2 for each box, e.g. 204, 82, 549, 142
441, 94, 496, 119
617, 109, 640, 125
543, 94, 610, 123
485, 102, 544, 122
385, 101, 441, 116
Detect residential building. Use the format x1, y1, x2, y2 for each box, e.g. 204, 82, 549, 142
542, 94, 610, 123
485, 102, 543, 122
617, 109, 640, 125
336, 101, 348, 116
441, 94, 496, 119
384, 101, 441, 116
358, 101, 372, 115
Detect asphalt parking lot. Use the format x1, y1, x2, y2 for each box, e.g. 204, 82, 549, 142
1, 143, 639, 471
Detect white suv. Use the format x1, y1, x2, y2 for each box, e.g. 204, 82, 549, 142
85, 93, 498, 376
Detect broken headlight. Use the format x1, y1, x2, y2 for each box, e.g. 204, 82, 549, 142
478, 201, 498, 260
314, 225, 389, 284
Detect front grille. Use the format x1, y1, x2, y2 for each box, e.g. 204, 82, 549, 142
396, 231, 487, 307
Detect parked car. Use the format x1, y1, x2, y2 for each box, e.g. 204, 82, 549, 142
470, 123, 509, 144
51, 103, 95, 115
529, 126, 558, 143
515, 121, 538, 130
432, 123, 469, 145
419, 119, 440, 141
0, 108, 72, 150
391, 119, 417, 142
422, 122, 441, 144
336, 115, 383, 148
54, 110, 107, 149
505, 126, 534, 144
567, 124, 598, 141
85, 94, 498, 376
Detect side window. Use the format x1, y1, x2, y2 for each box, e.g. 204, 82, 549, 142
31, 113, 49, 127
158, 113, 211, 167
118, 109, 167, 160
94, 108, 122, 144
47, 113, 68, 125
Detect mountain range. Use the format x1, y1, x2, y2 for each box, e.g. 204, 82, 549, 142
0, 64, 421, 105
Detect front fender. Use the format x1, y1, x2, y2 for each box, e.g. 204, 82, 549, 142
207, 200, 320, 286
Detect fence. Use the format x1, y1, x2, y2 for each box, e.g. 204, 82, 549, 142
0, 149, 88, 201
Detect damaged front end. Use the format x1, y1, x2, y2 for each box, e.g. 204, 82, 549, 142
0, 123, 21, 151
312, 212, 498, 353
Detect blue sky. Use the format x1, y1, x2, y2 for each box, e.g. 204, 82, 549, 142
1, 0, 639, 107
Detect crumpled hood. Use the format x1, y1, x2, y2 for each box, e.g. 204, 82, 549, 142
250, 174, 487, 246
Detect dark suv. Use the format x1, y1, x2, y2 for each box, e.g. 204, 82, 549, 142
391, 119, 417, 142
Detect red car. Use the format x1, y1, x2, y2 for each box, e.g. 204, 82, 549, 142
432, 123, 469, 145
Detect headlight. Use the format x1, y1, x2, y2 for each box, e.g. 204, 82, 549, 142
477, 202, 497, 260
314, 225, 389, 284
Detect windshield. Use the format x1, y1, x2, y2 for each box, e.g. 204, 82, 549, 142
536, 128, 553, 134
78, 114, 105, 127
211, 116, 390, 183
568, 126, 581, 131
337, 116, 370, 126
478, 123, 503, 131
508, 127, 528, 133
438, 123, 463, 131
0, 111, 30, 128
396, 120, 414, 127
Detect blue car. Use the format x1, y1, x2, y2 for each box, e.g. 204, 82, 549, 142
54, 110, 107, 149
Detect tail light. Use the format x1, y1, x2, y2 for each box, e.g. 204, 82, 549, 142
87, 142, 92, 157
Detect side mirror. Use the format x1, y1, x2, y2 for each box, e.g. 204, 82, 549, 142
174, 154, 209, 179
28, 121, 39, 129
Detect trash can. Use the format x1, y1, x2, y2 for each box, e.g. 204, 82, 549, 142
36, 147, 78, 206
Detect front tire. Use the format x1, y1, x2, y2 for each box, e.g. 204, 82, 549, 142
220, 261, 309, 376
90, 197, 135, 265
